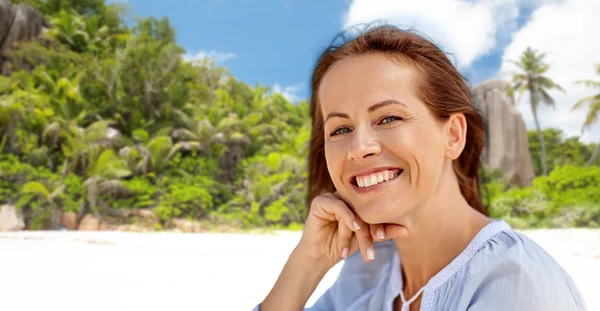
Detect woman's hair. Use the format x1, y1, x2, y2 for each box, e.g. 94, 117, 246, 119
307, 24, 488, 216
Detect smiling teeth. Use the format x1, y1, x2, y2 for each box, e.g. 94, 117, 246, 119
356, 169, 400, 188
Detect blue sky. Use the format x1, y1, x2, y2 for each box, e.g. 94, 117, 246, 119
121, 0, 349, 101
117, 0, 600, 141
119, 0, 532, 102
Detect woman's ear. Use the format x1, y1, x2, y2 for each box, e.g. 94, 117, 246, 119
445, 113, 467, 160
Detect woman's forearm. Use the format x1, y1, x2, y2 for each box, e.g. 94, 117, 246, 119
260, 245, 332, 311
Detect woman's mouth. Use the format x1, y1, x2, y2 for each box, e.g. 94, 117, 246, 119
350, 168, 403, 193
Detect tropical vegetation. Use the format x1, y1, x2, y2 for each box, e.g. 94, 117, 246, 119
0, 1, 598, 231
572, 63, 600, 166
507, 47, 565, 176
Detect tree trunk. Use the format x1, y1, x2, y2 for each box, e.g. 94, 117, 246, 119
587, 143, 600, 166
530, 91, 548, 176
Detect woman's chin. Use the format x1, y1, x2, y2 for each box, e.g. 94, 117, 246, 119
352, 198, 413, 225
354, 205, 397, 224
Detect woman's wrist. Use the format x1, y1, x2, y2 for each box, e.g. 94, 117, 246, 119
260, 245, 332, 311
292, 242, 338, 272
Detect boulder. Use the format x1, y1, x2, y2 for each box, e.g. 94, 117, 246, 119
472, 79, 535, 187
172, 219, 202, 233
98, 221, 114, 231
78, 214, 101, 231
0, 205, 24, 231
0, 0, 46, 75
60, 212, 78, 230
135, 209, 156, 219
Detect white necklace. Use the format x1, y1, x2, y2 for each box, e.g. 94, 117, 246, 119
399, 286, 425, 311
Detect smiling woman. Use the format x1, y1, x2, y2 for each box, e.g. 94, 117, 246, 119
254, 25, 587, 311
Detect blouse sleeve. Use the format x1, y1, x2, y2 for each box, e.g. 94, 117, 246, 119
252, 240, 398, 311
251, 287, 335, 311
463, 231, 588, 311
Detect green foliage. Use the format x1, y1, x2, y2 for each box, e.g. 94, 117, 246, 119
0, 154, 83, 227
489, 166, 600, 228
122, 177, 157, 208
154, 178, 214, 222
61, 173, 85, 212
15, 0, 107, 16
479, 166, 507, 209
528, 128, 599, 176
48, 10, 110, 54
0, 155, 59, 205
2, 7, 275, 226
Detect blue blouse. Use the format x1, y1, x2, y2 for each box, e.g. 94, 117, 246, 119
254, 220, 587, 310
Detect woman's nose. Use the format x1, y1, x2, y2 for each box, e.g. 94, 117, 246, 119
346, 129, 381, 160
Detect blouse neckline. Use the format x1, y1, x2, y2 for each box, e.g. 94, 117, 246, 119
388, 220, 512, 310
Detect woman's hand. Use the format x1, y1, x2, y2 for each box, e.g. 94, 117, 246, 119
297, 192, 408, 269
260, 192, 408, 311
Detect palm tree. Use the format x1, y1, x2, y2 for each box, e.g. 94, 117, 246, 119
82, 148, 131, 220
0, 96, 26, 154
572, 64, 600, 166
60, 120, 110, 175
48, 10, 92, 53
171, 112, 224, 159
0, 73, 46, 155
48, 9, 109, 54
17, 181, 64, 229
507, 47, 564, 176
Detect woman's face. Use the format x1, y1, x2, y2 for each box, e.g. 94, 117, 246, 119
319, 53, 451, 224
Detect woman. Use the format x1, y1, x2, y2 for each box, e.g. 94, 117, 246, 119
255, 25, 587, 311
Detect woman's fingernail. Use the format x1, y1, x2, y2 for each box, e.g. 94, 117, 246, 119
367, 248, 374, 260
376, 229, 384, 239
342, 247, 349, 259
353, 221, 360, 230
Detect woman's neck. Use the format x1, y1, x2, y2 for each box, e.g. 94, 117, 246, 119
392, 172, 490, 296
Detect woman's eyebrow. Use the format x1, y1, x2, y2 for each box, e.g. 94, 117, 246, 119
325, 112, 349, 122
324, 100, 407, 122
368, 99, 407, 113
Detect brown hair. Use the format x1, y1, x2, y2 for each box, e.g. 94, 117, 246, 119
307, 25, 488, 216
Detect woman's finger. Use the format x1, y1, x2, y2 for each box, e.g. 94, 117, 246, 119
369, 223, 409, 242
314, 195, 361, 232
382, 223, 409, 240
337, 220, 353, 259
354, 217, 375, 262
370, 223, 386, 241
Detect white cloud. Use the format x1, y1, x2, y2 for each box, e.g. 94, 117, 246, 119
342, 0, 519, 68
500, 0, 600, 142
183, 50, 237, 64
272, 83, 304, 103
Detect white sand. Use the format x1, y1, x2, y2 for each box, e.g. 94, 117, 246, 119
0, 229, 598, 311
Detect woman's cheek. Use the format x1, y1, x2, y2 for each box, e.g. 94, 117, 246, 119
324, 143, 345, 185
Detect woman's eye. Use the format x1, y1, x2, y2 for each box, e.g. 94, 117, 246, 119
331, 127, 351, 136
380, 116, 402, 124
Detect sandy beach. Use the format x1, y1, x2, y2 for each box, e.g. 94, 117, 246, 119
0, 229, 598, 311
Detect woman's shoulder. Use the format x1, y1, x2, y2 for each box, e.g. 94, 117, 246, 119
462, 226, 587, 310
467, 227, 569, 276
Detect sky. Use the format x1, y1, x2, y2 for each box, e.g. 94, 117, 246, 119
117, 0, 600, 142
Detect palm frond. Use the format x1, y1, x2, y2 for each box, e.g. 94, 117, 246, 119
582, 100, 600, 130
539, 89, 556, 108
536, 76, 564, 92
535, 63, 550, 75
575, 79, 600, 88
22, 181, 51, 199
572, 95, 595, 110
